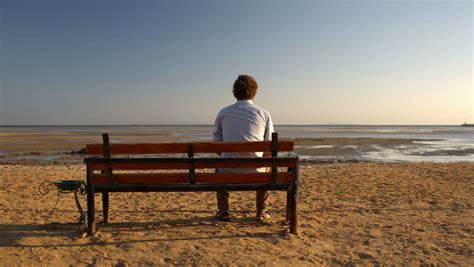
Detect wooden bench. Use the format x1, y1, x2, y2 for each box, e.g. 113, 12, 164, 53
84, 132, 299, 235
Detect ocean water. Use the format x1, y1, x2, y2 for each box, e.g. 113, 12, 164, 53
0, 125, 473, 162
277, 125, 474, 162
276, 125, 473, 142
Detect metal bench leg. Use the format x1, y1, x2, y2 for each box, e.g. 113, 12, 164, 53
289, 186, 298, 234
86, 168, 96, 235
87, 192, 96, 234
286, 191, 292, 222
102, 192, 109, 224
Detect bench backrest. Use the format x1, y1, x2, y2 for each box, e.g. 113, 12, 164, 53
84, 133, 297, 186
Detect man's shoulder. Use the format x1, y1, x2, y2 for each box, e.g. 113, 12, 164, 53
252, 104, 272, 118
217, 101, 271, 119
217, 103, 236, 114
255, 105, 270, 114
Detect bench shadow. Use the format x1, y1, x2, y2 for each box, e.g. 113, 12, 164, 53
0, 223, 81, 248
0, 214, 287, 248
0, 208, 282, 214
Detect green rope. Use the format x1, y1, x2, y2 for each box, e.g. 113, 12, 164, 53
44, 190, 61, 225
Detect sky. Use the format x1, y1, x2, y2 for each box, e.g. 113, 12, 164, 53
0, 0, 472, 125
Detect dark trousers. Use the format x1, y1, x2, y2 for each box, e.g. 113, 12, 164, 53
217, 190, 269, 214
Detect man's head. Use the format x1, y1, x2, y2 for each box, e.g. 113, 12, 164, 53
233, 74, 258, 100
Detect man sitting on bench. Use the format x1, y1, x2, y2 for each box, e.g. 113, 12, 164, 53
213, 74, 274, 222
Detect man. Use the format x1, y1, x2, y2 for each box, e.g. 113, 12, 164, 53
213, 74, 274, 222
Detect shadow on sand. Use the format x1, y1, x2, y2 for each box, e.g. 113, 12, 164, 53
0, 213, 287, 248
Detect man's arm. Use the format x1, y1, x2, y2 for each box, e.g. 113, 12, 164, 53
213, 112, 223, 142
263, 112, 275, 157
213, 112, 223, 156
263, 112, 274, 141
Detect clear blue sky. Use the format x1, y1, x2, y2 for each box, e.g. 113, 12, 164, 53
0, 0, 472, 125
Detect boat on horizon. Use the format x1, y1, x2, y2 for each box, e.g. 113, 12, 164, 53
461, 123, 474, 127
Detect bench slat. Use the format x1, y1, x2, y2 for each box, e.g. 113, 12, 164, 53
91, 172, 292, 185
92, 173, 188, 184
196, 172, 292, 184
193, 141, 294, 153
88, 162, 190, 171
86, 143, 188, 155
93, 183, 290, 193
87, 157, 296, 171
86, 141, 294, 155
194, 160, 294, 169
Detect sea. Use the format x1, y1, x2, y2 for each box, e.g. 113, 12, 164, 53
0, 125, 473, 163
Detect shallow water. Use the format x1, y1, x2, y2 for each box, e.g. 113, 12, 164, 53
0, 125, 473, 163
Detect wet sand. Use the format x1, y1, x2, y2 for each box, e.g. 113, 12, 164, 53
0, 131, 176, 153
0, 131, 454, 165
0, 162, 473, 265
0, 130, 424, 153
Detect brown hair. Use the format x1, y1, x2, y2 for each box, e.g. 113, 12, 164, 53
233, 74, 258, 100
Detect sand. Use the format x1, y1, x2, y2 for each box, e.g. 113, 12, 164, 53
1, 162, 473, 265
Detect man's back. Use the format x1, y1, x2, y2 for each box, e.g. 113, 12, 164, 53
213, 99, 274, 159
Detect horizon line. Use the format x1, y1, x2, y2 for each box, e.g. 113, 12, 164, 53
0, 124, 466, 127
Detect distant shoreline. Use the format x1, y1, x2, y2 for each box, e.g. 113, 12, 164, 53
0, 124, 464, 127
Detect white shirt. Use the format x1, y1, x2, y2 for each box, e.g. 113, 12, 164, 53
213, 100, 274, 171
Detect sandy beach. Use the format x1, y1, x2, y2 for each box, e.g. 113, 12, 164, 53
0, 128, 473, 265
1, 161, 472, 265
2, 0, 472, 264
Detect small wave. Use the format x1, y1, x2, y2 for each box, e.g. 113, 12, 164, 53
342, 145, 359, 149
295, 145, 335, 149
364, 147, 474, 163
